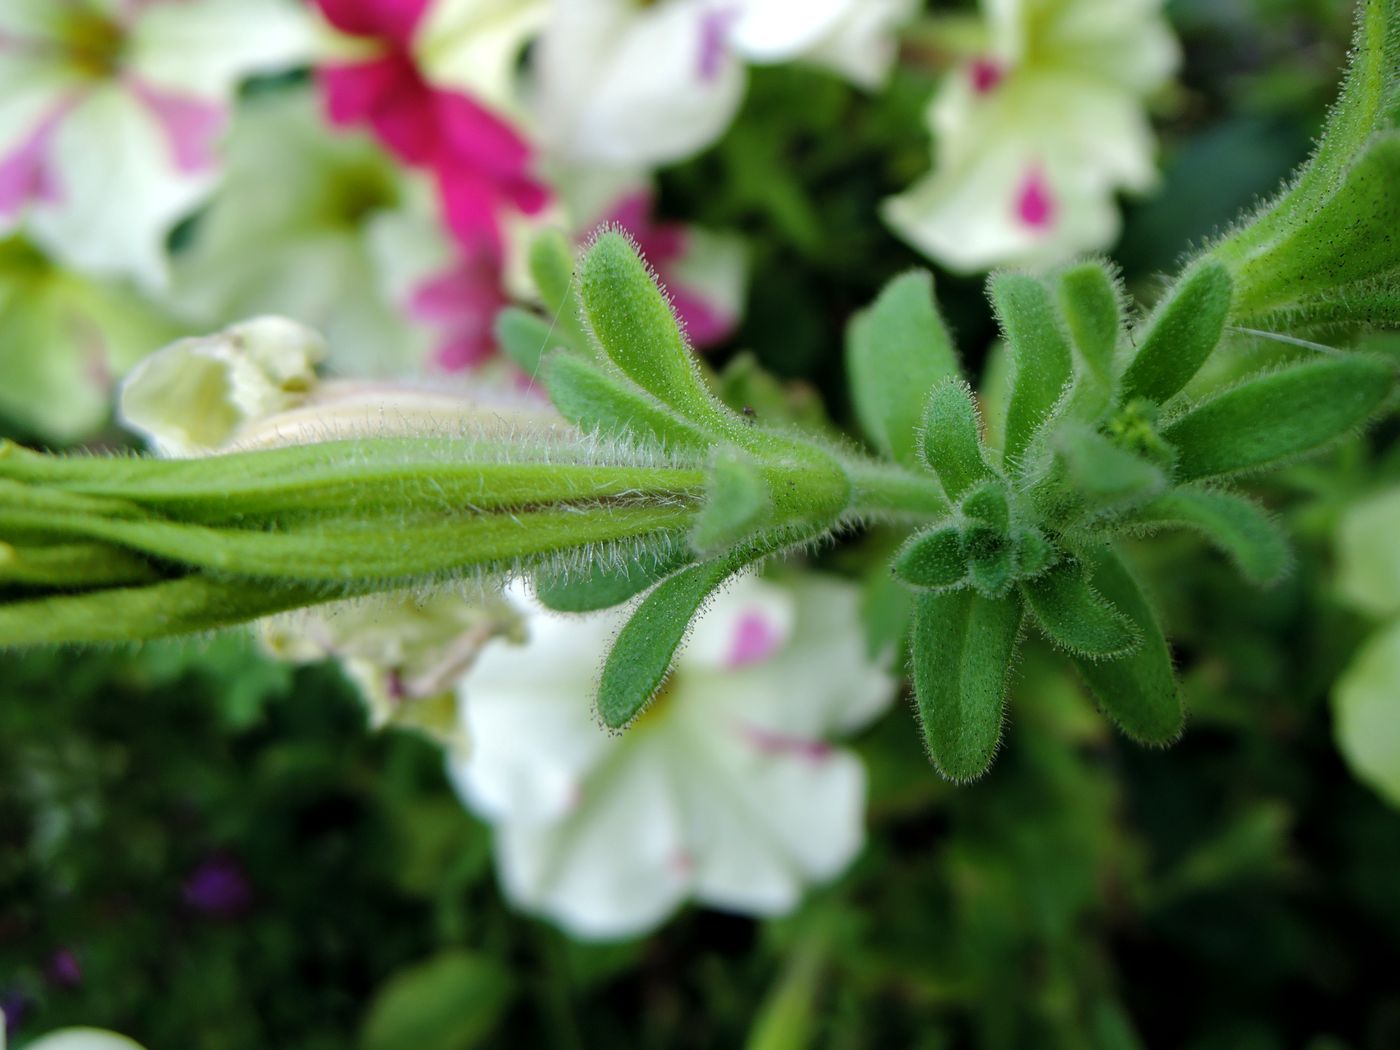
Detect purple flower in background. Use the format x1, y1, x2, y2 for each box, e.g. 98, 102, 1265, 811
183, 855, 253, 917
46, 948, 83, 989
2, 989, 29, 1035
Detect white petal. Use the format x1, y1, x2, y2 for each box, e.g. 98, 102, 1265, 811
0, 1, 64, 38
533, 0, 745, 166
779, 0, 919, 89
0, 51, 74, 166
1334, 621, 1400, 810
488, 740, 692, 940
679, 572, 796, 673
416, 0, 549, 120
25, 1032, 147, 1050
127, 0, 315, 101
728, 0, 850, 61
27, 88, 211, 288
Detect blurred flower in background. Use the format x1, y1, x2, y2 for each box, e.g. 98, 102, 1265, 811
884, 0, 1178, 272
449, 573, 896, 940
0, 0, 313, 288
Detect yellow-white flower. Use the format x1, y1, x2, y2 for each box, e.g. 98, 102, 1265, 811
883, 0, 1179, 273
448, 573, 896, 940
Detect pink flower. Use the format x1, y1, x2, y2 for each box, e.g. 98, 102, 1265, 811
409, 247, 507, 372
314, 0, 550, 256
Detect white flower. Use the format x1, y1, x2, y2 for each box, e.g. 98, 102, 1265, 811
22, 1031, 146, 1050
883, 0, 1179, 274
531, 0, 916, 167
118, 316, 328, 456
0, 0, 314, 288
263, 588, 527, 753
448, 572, 896, 940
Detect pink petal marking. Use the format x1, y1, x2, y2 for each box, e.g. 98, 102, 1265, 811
969, 57, 1006, 95
727, 609, 784, 668
669, 849, 696, 876
0, 103, 70, 216
743, 723, 833, 763
320, 56, 438, 164
1015, 167, 1056, 230
696, 6, 741, 83
129, 80, 227, 173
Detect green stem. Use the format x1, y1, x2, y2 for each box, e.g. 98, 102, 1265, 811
844, 460, 951, 520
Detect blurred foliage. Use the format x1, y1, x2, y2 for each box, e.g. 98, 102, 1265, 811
5, 1, 1400, 1047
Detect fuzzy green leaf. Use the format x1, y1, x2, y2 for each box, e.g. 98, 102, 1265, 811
1121, 486, 1291, 586
494, 307, 558, 376
846, 271, 961, 466
1162, 355, 1395, 480
542, 352, 715, 454
960, 479, 1010, 533
1022, 559, 1140, 660
892, 525, 966, 590
528, 228, 591, 353
1056, 261, 1121, 385
691, 452, 773, 554
1232, 134, 1400, 315
1051, 424, 1168, 518
910, 588, 1023, 782
534, 545, 695, 614
597, 555, 749, 727
990, 273, 1074, 471
1072, 548, 1183, 744
918, 379, 991, 499
579, 231, 729, 430
1121, 264, 1234, 405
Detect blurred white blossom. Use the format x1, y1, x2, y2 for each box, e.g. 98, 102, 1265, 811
449, 573, 896, 940
532, 0, 917, 167
883, 0, 1179, 273
0, 0, 313, 288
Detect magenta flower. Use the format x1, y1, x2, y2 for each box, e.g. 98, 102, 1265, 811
408, 247, 507, 372
314, 0, 550, 256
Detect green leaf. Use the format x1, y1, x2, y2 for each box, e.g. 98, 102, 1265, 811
1022, 559, 1140, 660
527, 227, 591, 353
990, 273, 1074, 471
892, 525, 966, 590
918, 379, 991, 499
1121, 486, 1291, 586
846, 270, 961, 466
1335, 484, 1400, 616
691, 451, 773, 553
1232, 134, 1400, 315
534, 544, 695, 613
960, 479, 1010, 533
542, 352, 715, 454
1056, 261, 1122, 385
494, 307, 558, 375
910, 588, 1023, 781
579, 231, 730, 430
1162, 355, 1395, 480
360, 950, 514, 1050
1071, 547, 1183, 744
1121, 263, 1234, 405
1050, 423, 1168, 519
597, 554, 752, 727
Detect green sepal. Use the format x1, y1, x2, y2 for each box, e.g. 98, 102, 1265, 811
990, 272, 1074, 471
597, 553, 754, 728
527, 228, 591, 353
892, 525, 966, 590
690, 451, 773, 554
1119, 486, 1291, 586
1022, 559, 1141, 660
918, 379, 992, 499
846, 270, 961, 467
1071, 547, 1184, 744
534, 544, 695, 614
494, 307, 558, 376
541, 352, 715, 454
1013, 527, 1056, 579
965, 532, 1015, 599
910, 588, 1024, 782
579, 231, 730, 430
1121, 263, 1234, 405
1161, 354, 1395, 481
1056, 261, 1122, 386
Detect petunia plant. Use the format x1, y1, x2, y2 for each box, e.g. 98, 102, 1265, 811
1, 1, 1398, 782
